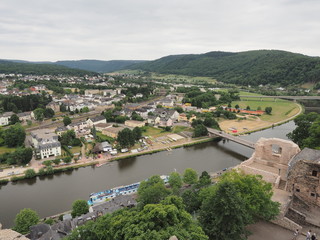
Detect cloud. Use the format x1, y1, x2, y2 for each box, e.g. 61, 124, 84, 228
0, 0, 320, 61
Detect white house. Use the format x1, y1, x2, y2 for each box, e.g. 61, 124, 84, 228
31, 129, 61, 159
0, 112, 14, 126
87, 115, 107, 127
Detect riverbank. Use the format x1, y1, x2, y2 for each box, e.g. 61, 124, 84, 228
0, 136, 214, 183
0, 103, 303, 183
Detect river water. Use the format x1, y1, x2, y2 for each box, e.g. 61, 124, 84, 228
0, 121, 298, 228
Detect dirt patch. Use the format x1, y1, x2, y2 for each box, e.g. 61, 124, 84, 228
219, 118, 271, 134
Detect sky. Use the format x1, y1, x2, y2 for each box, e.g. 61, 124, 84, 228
1, 0, 320, 61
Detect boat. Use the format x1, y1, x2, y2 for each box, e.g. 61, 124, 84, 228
88, 175, 169, 206
96, 162, 107, 167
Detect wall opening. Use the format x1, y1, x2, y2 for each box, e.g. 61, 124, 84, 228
312, 170, 318, 177
272, 144, 282, 155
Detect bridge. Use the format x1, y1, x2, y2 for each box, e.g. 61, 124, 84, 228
207, 128, 255, 149
239, 95, 320, 101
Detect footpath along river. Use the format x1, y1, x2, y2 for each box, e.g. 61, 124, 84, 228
0, 121, 297, 228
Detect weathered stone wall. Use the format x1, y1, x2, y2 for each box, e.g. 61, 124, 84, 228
238, 138, 300, 185
286, 208, 306, 225
271, 216, 302, 232
287, 161, 320, 207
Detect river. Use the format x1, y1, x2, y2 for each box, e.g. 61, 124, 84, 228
0, 120, 298, 228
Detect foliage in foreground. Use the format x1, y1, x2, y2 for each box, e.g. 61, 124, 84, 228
66, 196, 208, 240
13, 208, 39, 235
287, 112, 320, 149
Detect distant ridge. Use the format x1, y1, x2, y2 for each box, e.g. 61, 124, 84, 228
129, 50, 320, 86
0, 60, 96, 76
55, 60, 146, 73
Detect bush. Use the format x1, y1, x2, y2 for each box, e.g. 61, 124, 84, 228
24, 169, 36, 179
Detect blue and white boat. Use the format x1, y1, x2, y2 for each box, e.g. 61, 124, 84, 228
88, 175, 169, 206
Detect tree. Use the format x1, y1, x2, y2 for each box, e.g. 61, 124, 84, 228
219, 170, 280, 220
199, 181, 251, 240
196, 171, 212, 188
82, 106, 89, 113
137, 175, 171, 207
71, 199, 89, 218
13, 208, 39, 234
46, 166, 54, 175
3, 124, 26, 147
60, 130, 76, 146
63, 116, 72, 126
181, 189, 202, 213
168, 172, 183, 192
235, 104, 240, 109
9, 114, 20, 125
33, 108, 45, 121
132, 127, 142, 141
246, 105, 251, 110
66, 196, 208, 240
117, 128, 135, 148
25, 169, 36, 178
287, 112, 319, 147
42, 160, 52, 167
193, 124, 208, 138
44, 108, 55, 118
183, 168, 198, 185
63, 156, 72, 164
203, 117, 220, 129
91, 126, 97, 139
52, 158, 61, 165
174, 106, 184, 113
265, 107, 272, 115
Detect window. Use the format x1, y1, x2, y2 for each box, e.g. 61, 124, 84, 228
272, 144, 282, 155
311, 193, 315, 197
296, 188, 300, 192
312, 170, 318, 177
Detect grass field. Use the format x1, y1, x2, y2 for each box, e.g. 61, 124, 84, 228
0, 146, 16, 154
238, 91, 263, 96
231, 99, 300, 122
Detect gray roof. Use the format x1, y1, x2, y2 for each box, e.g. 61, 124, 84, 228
38, 141, 61, 150
0, 111, 14, 117
90, 115, 105, 122
287, 148, 320, 174
55, 126, 68, 132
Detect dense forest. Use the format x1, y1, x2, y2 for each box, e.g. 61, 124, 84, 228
0, 60, 96, 76
55, 60, 146, 73
130, 50, 320, 86
0, 94, 52, 113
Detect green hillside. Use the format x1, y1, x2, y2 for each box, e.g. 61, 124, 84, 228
0, 60, 96, 76
55, 60, 146, 73
130, 50, 320, 86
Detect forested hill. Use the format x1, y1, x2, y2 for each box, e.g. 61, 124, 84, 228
129, 50, 320, 86
0, 60, 96, 76
55, 60, 146, 73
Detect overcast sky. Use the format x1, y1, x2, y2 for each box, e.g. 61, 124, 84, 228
1, 0, 320, 61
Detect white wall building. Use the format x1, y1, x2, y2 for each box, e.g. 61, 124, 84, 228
0, 112, 14, 126
31, 129, 61, 159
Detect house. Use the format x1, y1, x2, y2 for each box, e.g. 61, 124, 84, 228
286, 148, 320, 207
94, 123, 113, 132
102, 127, 124, 138
0, 111, 14, 126
92, 141, 112, 153
125, 120, 145, 128
86, 115, 107, 127
17, 111, 32, 122
178, 113, 196, 123
31, 129, 61, 159
46, 101, 60, 112
55, 126, 68, 136
159, 117, 173, 127
153, 109, 179, 121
